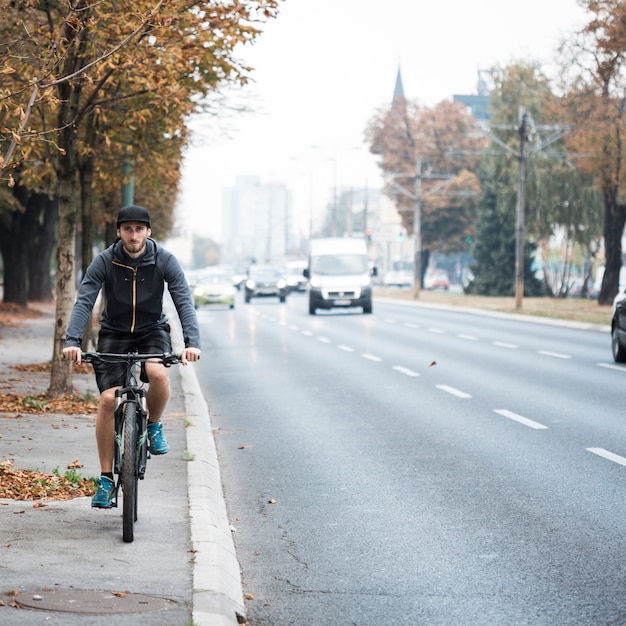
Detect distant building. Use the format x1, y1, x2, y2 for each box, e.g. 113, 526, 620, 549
221, 175, 293, 267
453, 69, 492, 122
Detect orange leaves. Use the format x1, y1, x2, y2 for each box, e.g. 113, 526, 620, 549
0, 391, 97, 415
0, 460, 97, 501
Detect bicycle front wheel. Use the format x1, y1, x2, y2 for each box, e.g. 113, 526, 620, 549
121, 401, 138, 543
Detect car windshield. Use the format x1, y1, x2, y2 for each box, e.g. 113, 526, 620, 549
249, 269, 282, 280
310, 254, 368, 276
199, 272, 229, 283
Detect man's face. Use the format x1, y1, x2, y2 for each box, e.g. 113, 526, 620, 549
117, 222, 150, 257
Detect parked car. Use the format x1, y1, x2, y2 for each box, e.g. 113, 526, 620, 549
187, 268, 236, 309
383, 270, 413, 288
568, 279, 598, 299
244, 266, 288, 303
424, 269, 450, 291
612, 288, 626, 361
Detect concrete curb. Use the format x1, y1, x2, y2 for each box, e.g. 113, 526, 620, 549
169, 307, 245, 626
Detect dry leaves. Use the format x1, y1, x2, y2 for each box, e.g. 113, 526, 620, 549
0, 459, 97, 501
0, 390, 97, 415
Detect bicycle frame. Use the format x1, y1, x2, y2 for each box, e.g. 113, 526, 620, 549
113, 363, 148, 486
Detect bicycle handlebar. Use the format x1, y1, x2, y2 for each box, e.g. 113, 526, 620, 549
81, 352, 183, 367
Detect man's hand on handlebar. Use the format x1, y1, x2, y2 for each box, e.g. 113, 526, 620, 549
181, 347, 201, 365
63, 346, 83, 364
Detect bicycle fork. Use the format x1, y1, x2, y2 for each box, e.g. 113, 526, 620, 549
113, 388, 150, 505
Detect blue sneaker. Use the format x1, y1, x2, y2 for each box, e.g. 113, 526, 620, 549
91, 475, 115, 508
147, 421, 169, 455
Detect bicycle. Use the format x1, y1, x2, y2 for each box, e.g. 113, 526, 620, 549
81, 351, 181, 543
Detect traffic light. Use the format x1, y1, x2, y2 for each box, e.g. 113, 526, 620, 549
365, 228, 372, 244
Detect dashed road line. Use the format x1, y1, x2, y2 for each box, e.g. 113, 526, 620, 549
317, 336, 332, 343
493, 409, 548, 430
404, 322, 420, 329
362, 353, 382, 362
458, 333, 479, 341
587, 447, 626, 467
428, 327, 446, 334
436, 384, 471, 398
596, 363, 626, 372
493, 341, 518, 349
337, 345, 354, 352
392, 365, 420, 377
538, 350, 571, 359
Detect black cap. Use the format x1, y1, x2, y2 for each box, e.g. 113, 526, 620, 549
116, 205, 151, 228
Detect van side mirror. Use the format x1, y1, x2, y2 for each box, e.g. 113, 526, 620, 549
371, 267, 378, 277
303, 268, 310, 279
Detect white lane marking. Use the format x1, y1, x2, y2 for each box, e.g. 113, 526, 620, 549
362, 353, 382, 362
404, 322, 420, 329
428, 327, 446, 334
301, 330, 314, 337
597, 363, 626, 372
458, 334, 479, 341
392, 365, 420, 377
317, 336, 332, 343
289, 324, 299, 331
436, 384, 472, 398
538, 350, 571, 359
337, 344, 354, 352
493, 341, 518, 349
493, 409, 548, 430
587, 447, 626, 467
385, 318, 397, 324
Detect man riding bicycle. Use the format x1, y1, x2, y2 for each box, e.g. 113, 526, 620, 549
63, 205, 201, 508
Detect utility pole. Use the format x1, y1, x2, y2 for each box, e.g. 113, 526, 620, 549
390, 158, 465, 299
484, 107, 571, 310
413, 156, 422, 299
515, 109, 530, 310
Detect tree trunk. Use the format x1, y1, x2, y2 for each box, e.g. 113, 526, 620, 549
599, 195, 626, 305
48, 127, 80, 398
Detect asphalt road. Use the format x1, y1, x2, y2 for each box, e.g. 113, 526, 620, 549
195, 292, 626, 626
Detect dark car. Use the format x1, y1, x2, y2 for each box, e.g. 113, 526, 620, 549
244, 266, 288, 303
612, 289, 626, 361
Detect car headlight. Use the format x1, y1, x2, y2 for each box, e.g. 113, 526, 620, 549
226, 286, 236, 296
246, 279, 255, 289
193, 287, 205, 296
277, 279, 287, 289
310, 277, 321, 288
360, 274, 372, 287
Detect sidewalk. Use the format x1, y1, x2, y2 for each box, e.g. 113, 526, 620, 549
0, 302, 245, 625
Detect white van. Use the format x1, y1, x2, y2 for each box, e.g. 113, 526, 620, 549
303, 237, 377, 315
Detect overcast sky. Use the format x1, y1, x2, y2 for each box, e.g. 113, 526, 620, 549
175, 0, 588, 241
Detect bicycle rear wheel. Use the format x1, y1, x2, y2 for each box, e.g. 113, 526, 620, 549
122, 402, 138, 543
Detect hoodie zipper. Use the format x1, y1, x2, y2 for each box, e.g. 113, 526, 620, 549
112, 260, 138, 332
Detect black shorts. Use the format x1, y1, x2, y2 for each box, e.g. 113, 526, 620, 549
93, 325, 172, 393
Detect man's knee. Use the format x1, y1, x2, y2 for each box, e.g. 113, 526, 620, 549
145, 364, 169, 388
99, 388, 117, 411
